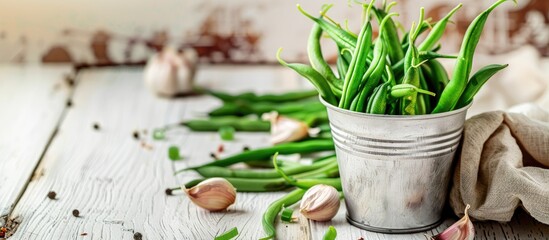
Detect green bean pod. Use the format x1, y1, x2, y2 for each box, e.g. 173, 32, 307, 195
336, 51, 350, 80
456, 64, 508, 108
373, 7, 404, 64
308, 23, 343, 97
323, 226, 337, 240
418, 4, 462, 52
391, 51, 456, 78
181, 139, 335, 171
339, 21, 373, 109
260, 189, 306, 240
194, 156, 336, 179
297, 5, 358, 51
273, 154, 342, 190
432, 0, 512, 113
400, 67, 421, 115
390, 83, 436, 98
206, 89, 318, 103
277, 49, 338, 105
424, 59, 450, 101
368, 82, 390, 114
182, 117, 270, 132
417, 68, 431, 114
350, 13, 397, 111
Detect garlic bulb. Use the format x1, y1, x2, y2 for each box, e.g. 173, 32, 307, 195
300, 184, 340, 221
144, 47, 198, 97
183, 178, 236, 211
262, 111, 309, 144
508, 103, 549, 123
431, 204, 474, 240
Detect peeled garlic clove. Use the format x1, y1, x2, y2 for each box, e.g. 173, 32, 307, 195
144, 47, 197, 97
262, 111, 309, 144
184, 177, 236, 211
431, 204, 474, 240
299, 184, 340, 221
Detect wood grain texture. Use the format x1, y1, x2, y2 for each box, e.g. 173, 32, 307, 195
0, 65, 71, 225
8, 66, 310, 239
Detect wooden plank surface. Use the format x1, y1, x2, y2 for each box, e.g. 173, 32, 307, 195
7, 66, 310, 239
0, 65, 71, 226
4, 65, 549, 239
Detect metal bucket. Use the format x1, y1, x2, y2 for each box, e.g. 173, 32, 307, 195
320, 97, 471, 233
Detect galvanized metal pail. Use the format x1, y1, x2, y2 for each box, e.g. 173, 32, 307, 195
320, 97, 471, 233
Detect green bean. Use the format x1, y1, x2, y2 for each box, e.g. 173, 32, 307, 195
390, 83, 436, 98
260, 189, 306, 240
400, 67, 421, 115
206, 89, 318, 103
423, 59, 450, 108
323, 226, 337, 240
339, 5, 373, 109
194, 156, 336, 179
349, 13, 397, 111
182, 117, 271, 132
418, 4, 462, 52
417, 68, 430, 114
368, 82, 390, 114
391, 51, 455, 76
297, 5, 358, 51
336, 50, 350, 80
308, 23, 343, 97
432, 0, 512, 113
373, 6, 404, 64
180, 139, 335, 171
277, 49, 338, 105
353, 39, 388, 112
456, 64, 508, 108
273, 153, 342, 190
208, 99, 325, 117
202, 162, 339, 192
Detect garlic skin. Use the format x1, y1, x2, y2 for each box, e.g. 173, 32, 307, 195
184, 177, 236, 211
431, 204, 474, 240
299, 184, 340, 221
262, 112, 309, 144
144, 47, 198, 97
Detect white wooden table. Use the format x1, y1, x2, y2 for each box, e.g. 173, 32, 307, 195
1, 64, 548, 239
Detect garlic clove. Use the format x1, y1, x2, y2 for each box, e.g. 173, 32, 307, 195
262, 111, 309, 144
430, 204, 475, 240
299, 184, 340, 221
183, 177, 236, 212
144, 47, 197, 97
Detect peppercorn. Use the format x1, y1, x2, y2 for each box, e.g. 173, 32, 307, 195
133, 131, 140, 140
47, 191, 56, 200
93, 123, 100, 130
134, 232, 143, 240
165, 188, 173, 196
72, 209, 80, 217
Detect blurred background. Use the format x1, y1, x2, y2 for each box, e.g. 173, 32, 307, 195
0, 0, 547, 64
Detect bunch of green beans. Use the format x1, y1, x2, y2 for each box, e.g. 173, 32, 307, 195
278, 0, 512, 115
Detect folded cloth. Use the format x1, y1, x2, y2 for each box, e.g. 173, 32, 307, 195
449, 111, 549, 224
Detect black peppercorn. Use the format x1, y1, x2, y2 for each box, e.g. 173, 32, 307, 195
47, 191, 56, 200
72, 209, 80, 217
134, 232, 143, 240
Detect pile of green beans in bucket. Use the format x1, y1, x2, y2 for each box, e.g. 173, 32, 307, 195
273, 0, 513, 235
277, 0, 511, 115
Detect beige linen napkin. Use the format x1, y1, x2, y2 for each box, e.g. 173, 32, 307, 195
449, 111, 549, 224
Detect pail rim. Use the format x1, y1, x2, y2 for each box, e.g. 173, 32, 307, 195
319, 95, 472, 120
